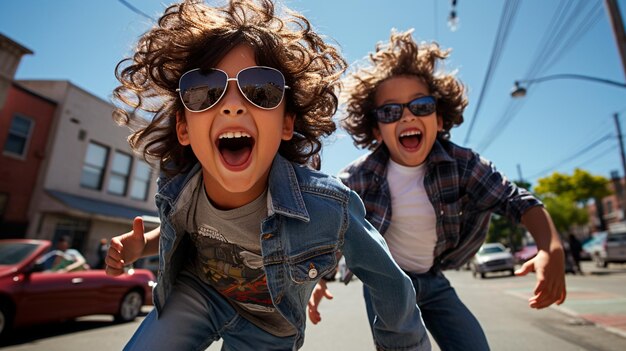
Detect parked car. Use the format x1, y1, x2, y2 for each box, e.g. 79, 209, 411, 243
0, 239, 156, 339
135, 254, 159, 277
471, 243, 516, 278
584, 229, 626, 268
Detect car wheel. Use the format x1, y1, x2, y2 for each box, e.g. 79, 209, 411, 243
0, 302, 13, 340
509, 269, 515, 276
480, 272, 486, 279
115, 290, 143, 323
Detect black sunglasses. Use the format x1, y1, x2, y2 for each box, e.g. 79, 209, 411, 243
370, 96, 436, 123
177, 66, 290, 112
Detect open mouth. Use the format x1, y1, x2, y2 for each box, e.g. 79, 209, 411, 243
217, 131, 254, 168
399, 130, 422, 149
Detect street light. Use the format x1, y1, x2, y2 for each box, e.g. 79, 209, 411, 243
511, 73, 626, 224
511, 73, 626, 98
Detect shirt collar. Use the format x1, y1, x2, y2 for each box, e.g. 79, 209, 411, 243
361, 139, 455, 177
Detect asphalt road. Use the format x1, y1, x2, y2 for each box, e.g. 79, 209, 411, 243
2, 261, 625, 351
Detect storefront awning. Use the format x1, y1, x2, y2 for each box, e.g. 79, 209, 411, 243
47, 190, 158, 220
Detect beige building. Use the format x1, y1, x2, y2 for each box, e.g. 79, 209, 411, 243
16, 80, 159, 266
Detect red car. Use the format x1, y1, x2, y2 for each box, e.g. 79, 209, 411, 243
0, 239, 155, 339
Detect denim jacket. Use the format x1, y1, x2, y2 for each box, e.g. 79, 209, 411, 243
152, 154, 430, 350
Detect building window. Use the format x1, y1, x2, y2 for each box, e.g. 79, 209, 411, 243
606, 200, 613, 214
80, 142, 109, 190
108, 151, 132, 196
130, 160, 152, 201
3, 115, 33, 158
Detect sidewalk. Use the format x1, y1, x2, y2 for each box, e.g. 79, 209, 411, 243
505, 261, 626, 339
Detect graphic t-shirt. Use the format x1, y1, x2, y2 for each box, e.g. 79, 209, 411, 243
188, 185, 296, 337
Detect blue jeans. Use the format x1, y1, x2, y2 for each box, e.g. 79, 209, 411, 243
124, 271, 297, 351
364, 269, 489, 351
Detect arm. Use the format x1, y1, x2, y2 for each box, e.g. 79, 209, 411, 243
59, 250, 87, 272
105, 217, 160, 276
342, 191, 430, 351
515, 206, 567, 308
307, 279, 333, 324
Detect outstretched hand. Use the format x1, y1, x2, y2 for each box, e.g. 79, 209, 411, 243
105, 217, 146, 276
515, 248, 566, 309
307, 280, 334, 324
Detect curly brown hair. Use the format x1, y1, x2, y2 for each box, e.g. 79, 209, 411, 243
112, 0, 346, 175
341, 29, 467, 150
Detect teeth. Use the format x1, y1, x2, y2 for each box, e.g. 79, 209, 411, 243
400, 130, 422, 137
218, 131, 251, 139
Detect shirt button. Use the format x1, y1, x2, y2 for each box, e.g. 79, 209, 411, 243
308, 263, 318, 279
459, 211, 463, 216
440, 210, 444, 215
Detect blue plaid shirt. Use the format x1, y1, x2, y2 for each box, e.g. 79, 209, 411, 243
338, 139, 542, 270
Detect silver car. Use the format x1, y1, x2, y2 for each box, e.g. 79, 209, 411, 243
590, 226, 626, 268
471, 243, 516, 279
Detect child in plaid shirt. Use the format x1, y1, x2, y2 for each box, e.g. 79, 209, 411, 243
308, 29, 566, 351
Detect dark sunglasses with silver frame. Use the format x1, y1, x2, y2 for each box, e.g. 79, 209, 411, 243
177, 66, 290, 113
370, 95, 436, 124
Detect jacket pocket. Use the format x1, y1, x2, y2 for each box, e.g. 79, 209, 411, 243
287, 246, 337, 283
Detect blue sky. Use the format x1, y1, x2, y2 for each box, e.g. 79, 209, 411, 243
2, 0, 625, 187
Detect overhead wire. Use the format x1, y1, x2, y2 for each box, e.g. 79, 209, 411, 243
118, 0, 155, 22
462, 0, 521, 145
526, 132, 614, 179
526, 0, 587, 78
534, 2, 603, 77
475, 0, 604, 154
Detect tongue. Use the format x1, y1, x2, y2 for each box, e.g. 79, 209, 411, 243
221, 147, 251, 166
400, 135, 420, 149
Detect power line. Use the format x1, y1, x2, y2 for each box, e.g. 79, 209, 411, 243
526, 133, 614, 179
462, 0, 520, 144
534, 2, 603, 77
118, 0, 155, 22
474, 0, 604, 153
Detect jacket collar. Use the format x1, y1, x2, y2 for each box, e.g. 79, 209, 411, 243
160, 154, 311, 223
267, 154, 310, 222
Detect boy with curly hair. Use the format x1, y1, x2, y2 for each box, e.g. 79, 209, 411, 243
308, 29, 566, 350
105, 1, 430, 350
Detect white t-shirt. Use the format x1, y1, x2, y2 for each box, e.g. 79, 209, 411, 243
384, 159, 437, 273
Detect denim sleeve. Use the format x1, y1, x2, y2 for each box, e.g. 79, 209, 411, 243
342, 191, 431, 351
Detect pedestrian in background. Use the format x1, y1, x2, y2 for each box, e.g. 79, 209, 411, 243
568, 233, 583, 275
95, 238, 108, 269
105, 1, 430, 350
308, 29, 566, 351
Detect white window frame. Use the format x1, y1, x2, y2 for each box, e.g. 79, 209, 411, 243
3, 114, 34, 159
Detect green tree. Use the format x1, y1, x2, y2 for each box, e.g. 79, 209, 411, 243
534, 169, 611, 232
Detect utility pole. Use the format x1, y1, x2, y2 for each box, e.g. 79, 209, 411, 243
604, 0, 626, 78
614, 113, 626, 220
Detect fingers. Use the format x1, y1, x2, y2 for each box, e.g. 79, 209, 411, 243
323, 289, 334, 300
105, 239, 125, 276
529, 271, 566, 309
307, 298, 321, 324
132, 216, 145, 239
308, 305, 321, 324
514, 260, 534, 276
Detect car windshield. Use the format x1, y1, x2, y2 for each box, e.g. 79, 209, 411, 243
607, 232, 626, 242
478, 246, 504, 255
0, 242, 39, 265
